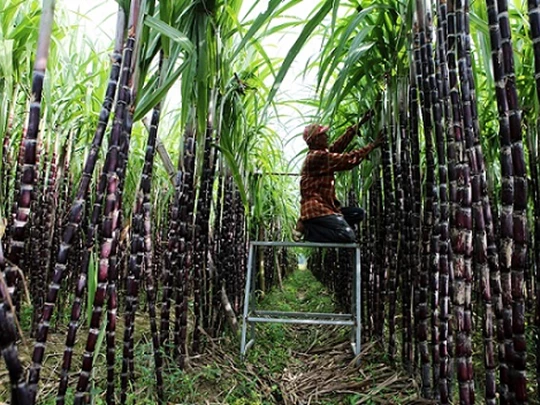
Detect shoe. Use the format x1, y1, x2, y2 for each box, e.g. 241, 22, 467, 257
293, 219, 304, 242
293, 229, 303, 242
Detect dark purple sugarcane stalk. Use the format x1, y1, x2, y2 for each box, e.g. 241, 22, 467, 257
528, 0, 540, 396
447, 1, 474, 403
121, 86, 163, 404
427, 2, 450, 398
435, 1, 455, 402
456, 0, 489, 400
374, 166, 385, 338
192, 115, 216, 352
457, 1, 499, 402
496, 0, 529, 401
235, 189, 247, 313
33, 149, 59, 336
56, 171, 107, 402
29, 153, 47, 336
27, 7, 126, 402
160, 172, 181, 353
415, 1, 439, 395
174, 127, 195, 368
5, 0, 55, 299
106, 114, 135, 405
169, 144, 186, 359
1, 241, 31, 405
484, 0, 513, 402
404, 63, 420, 373
397, 81, 413, 364
211, 171, 225, 333
386, 96, 399, 361
395, 79, 411, 364
73, 2, 139, 403
525, 122, 540, 398
221, 176, 238, 313
53, 141, 75, 327
0, 301, 31, 405
161, 126, 193, 355
118, 49, 160, 400
143, 189, 164, 402
140, 210, 165, 401
369, 169, 382, 339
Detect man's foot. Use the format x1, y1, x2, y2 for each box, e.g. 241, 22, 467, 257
293, 219, 304, 241
293, 229, 303, 242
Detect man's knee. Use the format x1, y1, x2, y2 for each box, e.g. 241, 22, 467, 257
334, 216, 356, 242
303, 214, 357, 243
335, 225, 356, 243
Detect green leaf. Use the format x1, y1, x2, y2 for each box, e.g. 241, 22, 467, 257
214, 143, 248, 206
266, 0, 334, 106
231, 0, 283, 59
144, 14, 194, 54
134, 59, 187, 121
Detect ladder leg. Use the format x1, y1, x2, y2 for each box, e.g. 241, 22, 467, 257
240, 243, 255, 358
354, 246, 362, 360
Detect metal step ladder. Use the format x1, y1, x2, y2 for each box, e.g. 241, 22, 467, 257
240, 241, 362, 361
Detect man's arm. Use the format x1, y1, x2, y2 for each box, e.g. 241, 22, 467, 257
307, 143, 377, 175
327, 144, 376, 172
329, 109, 374, 153
328, 126, 357, 153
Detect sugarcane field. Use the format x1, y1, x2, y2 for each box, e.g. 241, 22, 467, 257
2, 0, 540, 403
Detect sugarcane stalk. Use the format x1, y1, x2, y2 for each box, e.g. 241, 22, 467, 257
457, 1, 500, 402
5, 0, 55, 302
120, 51, 164, 402
73, 2, 140, 402
483, 1, 514, 402
160, 174, 180, 353
174, 126, 195, 368
25, 7, 126, 402
447, 1, 475, 402
415, 1, 440, 395
1, 242, 31, 405
435, 2, 456, 402
527, 0, 540, 396
387, 92, 400, 361
499, 1, 528, 401
405, 63, 420, 373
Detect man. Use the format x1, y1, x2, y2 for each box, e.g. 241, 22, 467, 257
295, 111, 383, 243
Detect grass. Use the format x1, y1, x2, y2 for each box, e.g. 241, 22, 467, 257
1, 267, 423, 404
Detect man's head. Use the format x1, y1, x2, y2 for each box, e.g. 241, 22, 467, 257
303, 123, 329, 150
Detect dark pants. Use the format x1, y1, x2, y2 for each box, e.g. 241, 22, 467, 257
303, 207, 365, 243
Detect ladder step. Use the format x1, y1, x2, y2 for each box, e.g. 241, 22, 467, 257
254, 310, 352, 320
247, 316, 354, 326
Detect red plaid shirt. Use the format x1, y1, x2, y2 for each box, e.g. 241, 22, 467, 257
300, 128, 375, 221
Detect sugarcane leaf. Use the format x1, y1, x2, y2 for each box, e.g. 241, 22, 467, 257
317, 7, 375, 97
214, 143, 248, 206
231, 0, 282, 59
266, 0, 334, 106
158, 0, 172, 53
87, 252, 98, 327
144, 15, 194, 54
134, 60, 187, 121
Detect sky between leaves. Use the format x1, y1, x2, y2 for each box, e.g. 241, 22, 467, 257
63, 0, 323, 170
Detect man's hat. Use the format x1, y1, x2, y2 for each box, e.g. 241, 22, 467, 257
303, 123, 329, 145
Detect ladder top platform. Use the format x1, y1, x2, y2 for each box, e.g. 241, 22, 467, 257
249, 241, 360, 248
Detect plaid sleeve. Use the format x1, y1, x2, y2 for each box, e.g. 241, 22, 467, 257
323, 144, 375, 173
329, 126, 356, 153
